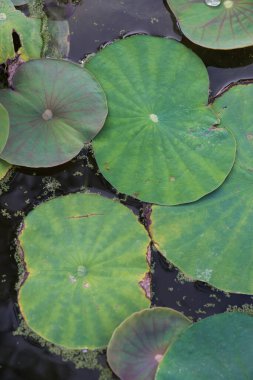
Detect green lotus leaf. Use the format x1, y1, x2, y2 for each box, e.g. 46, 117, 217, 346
151, 83, 253, 294
0, 59, 107, 168
0, 0, 42, 64
0, 103, 9, 154
0, 159, 11, 180
18, 193, 150, 349
156, 312, 253, 380
167, 0, 253, 50
86, 35, 236, 205
107, 308, 191, 380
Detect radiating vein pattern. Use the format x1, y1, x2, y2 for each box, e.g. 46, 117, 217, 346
167, 0, 253, 49
151, 84, 253, 294
87, 35, 235, 205
18, 193, 150, 349
107, 308, 191, 380
0, 59, 107, 167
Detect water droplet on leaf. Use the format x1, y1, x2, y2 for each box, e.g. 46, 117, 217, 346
149, 114, 159, 123
205, 0, 221, 6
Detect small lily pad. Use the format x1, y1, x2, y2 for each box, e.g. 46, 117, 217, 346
156, 312, 253, 380
107, 308, 191, 380
0, 59, 107, 167
167, 0, 253, 50
0, 103, 9, 153
151, 83, 253, 294
18, 193, 150, 349
0, 0, 42, 63
86, 35, 236, 205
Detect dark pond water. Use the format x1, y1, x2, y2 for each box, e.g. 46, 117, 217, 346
1, 1, 253, 379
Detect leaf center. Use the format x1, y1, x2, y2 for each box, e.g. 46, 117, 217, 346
0, 13, 7, 21
149, 114, 159, 123
223, 0, 233, 8
42, 109, 53, 121
77, 265, 87, 277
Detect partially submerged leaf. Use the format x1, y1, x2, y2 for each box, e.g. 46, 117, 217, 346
18, 193, 150, 349
107, 308, 191, 380
0, 0, 42, 63
167, 0, 253, 50
47, 20, 70, 58
156, 312, 253, 380
0, 103, 9, 153
86, 35, 236, 205
0, 59, 107, 167
0, 159, 11, 181
151, 83, 253, 294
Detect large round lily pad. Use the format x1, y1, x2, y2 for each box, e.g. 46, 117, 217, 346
167, 0, 253, 50
0, 103, 9, 154
0, 59, 107, 167
107, 308, 191, 380
151, 83, 253, 294
0, 0, 42, 63
86, 35, 235, 205
18, 193, 150, 349
156, 312, 253, 380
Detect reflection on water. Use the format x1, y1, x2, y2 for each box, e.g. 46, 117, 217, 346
44, 0, 77, 20
67, 0, 181, 61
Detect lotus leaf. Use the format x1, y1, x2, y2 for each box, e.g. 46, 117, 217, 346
0, 59, 107, 168
86, 35, 236, 205
0, 0, 42, 64
0, 103, 9, 153
156, 312, 253, 379
166, 0, 253, 50
107, 308, 191, 380
151, 83, 253, 294
18, 193, 150, 349
0, 159, 11, 180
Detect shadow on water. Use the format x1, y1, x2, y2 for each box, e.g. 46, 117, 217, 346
1, 0, 253, 379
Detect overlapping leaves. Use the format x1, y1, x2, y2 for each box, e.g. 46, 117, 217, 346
107, 309, 253, 380
107, 308, 191, 380
151, 83, 253, 294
